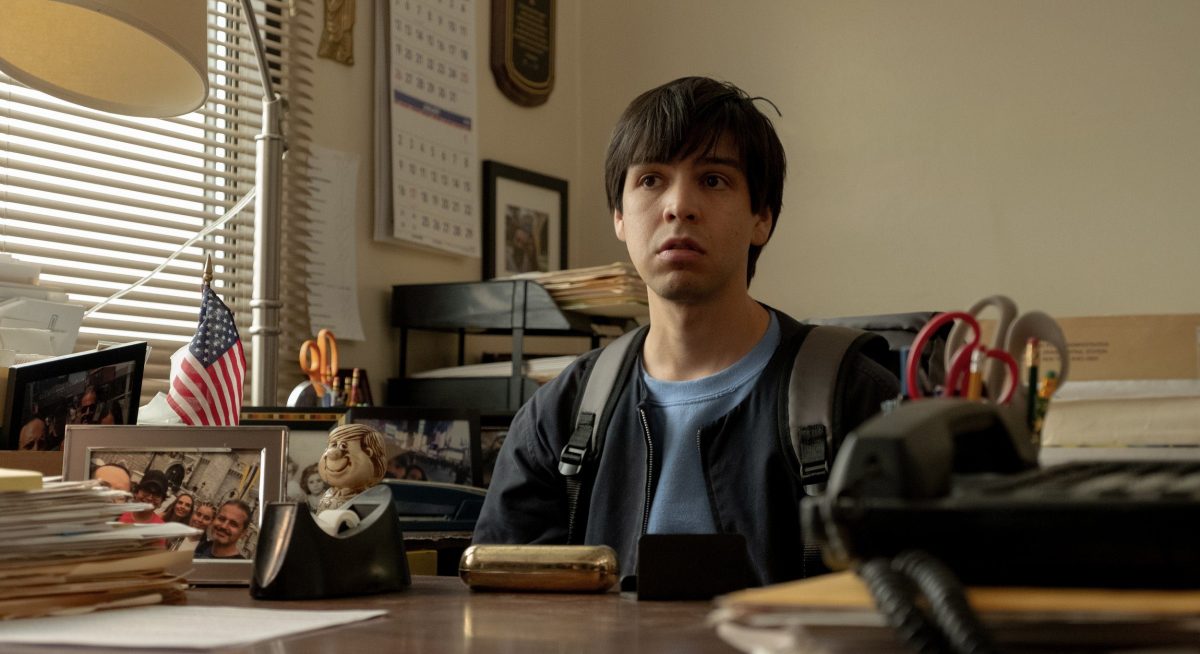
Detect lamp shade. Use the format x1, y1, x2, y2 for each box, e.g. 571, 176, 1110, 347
0, 0, 208, 118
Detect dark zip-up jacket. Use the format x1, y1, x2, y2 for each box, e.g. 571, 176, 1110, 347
474, 309, 899, 585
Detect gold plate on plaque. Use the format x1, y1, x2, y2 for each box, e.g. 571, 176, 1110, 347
490, 0, 555, 107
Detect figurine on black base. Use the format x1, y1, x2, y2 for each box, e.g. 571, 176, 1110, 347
316, 423, 386, 512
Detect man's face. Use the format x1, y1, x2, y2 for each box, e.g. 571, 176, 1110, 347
133, 486, 165, 508
614, 137, 772, 305
190, 505, 216, 530
211, 504, 248, 546
78, 389, 98, 424
93, 465, 131, 496
319, 435, 379, 490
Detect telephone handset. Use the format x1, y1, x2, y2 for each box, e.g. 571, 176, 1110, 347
802, 398, 1039, 577
825, 398, 1036, 501
803, 398, 1200, 588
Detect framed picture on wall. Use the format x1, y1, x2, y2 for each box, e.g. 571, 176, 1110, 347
482, 160, 568, 279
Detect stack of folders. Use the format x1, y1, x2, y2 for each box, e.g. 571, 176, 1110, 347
510, 262, 648, 318
710, 570, 1200, 652
0, 472, 196, 619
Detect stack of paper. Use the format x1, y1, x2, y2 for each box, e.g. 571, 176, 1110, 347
1042, 379, 1200, 447
0, 477, 196, 619
510, 262, 648, 318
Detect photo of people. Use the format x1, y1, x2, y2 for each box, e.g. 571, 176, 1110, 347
343, 410, 481, 487
479, 422, 510, 488
88, 448, 263, 560
280, 430, 334, 512
10, 343, 145, 451
504, 205, 550, 274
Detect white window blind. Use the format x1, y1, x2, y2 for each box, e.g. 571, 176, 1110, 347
0, 0, 315, 405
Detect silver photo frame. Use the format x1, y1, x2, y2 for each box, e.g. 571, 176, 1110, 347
62, 425, 286, 586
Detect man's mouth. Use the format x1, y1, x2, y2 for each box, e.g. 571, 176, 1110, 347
658, 238, 704, 254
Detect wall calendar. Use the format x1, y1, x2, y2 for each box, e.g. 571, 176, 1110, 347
377, 0, 480, 256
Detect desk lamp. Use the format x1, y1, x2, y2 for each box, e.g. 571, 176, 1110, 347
0, 0, 285, 405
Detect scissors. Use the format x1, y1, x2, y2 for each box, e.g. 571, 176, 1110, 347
907, 310, 1020, 403
907, 294, 1070, 407
298, 329, 338, 398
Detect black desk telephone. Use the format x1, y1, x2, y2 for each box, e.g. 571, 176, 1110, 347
802, 399, 1200, 588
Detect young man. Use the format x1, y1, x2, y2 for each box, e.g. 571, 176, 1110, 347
195, 499, 251, 560
118, 469, 168, 524
473, 77, 898, 585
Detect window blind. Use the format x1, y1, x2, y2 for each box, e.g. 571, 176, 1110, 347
0, 0, 315, 405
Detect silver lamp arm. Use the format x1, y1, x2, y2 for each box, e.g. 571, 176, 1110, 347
241, 0, 286, 406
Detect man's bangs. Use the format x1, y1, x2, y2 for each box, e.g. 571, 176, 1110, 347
628, 107, 739, 167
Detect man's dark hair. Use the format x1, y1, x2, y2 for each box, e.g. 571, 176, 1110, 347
604, 76, 787, 284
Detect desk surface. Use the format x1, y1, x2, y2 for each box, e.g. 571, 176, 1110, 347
7, 576, 738, 653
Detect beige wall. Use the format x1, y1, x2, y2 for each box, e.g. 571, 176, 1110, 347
304, 0, 1200, 402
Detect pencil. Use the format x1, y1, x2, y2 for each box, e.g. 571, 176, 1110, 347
966, 348, 984, 401
1025, 337, 1040, 431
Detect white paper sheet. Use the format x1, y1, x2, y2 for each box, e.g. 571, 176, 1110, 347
0, 605, 386, 649
306, 144, 366, 341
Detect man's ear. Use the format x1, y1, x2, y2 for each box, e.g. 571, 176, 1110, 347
751, 209, 774, 246
613, 209, 627, 242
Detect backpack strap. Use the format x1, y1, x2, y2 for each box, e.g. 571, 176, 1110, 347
559, 325, 645, 543
789, 325, 888, 495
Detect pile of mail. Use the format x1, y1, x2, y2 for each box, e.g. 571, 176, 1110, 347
511, 262, 648, 318
0, 476, 195, 619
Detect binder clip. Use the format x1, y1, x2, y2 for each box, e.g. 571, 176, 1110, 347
250, 485, 411, 599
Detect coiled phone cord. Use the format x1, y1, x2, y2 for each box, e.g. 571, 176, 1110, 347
858, 550, 998, 654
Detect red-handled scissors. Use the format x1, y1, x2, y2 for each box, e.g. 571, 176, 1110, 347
906, 311, 1019, 404
298, 329, 338, 398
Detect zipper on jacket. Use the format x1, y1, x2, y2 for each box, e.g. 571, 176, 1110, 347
638, 407, 653, 535
696, 428, 723, 529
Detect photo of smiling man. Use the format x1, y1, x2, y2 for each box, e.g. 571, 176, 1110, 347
194, 499, 252, 560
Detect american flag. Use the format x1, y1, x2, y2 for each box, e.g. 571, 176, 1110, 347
166, 284, 246, 425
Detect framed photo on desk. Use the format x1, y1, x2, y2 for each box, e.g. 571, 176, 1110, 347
342, 407, 482, 487
240, 406, 347, 512
482, 160, 567, 279
62, 425, 286, 585
3, 341, 147, 452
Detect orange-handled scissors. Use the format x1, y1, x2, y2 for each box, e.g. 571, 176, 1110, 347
298, 329, 338, 397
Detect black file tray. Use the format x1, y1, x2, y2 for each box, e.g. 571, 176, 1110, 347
389, 281, 624, 412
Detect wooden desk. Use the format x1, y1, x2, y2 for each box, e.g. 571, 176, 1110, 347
3, 577, 737, 653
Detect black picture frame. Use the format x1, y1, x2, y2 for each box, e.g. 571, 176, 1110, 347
342, 406, 483, 487
4, 341, 147, 451
482, 160, 568, 280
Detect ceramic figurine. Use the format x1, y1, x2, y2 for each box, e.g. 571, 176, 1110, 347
316, 423, 387, 512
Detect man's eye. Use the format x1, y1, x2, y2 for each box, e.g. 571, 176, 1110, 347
637, 175, 660, 188
703, 175, 727, 188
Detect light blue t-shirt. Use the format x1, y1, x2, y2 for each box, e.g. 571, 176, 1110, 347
642, 313, 780, 533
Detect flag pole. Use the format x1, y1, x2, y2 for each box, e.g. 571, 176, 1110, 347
203, 254, 214, 288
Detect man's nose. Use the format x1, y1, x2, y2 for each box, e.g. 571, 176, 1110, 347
662, 182, 699, 222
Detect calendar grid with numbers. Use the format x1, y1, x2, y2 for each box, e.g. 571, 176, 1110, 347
387, 0, 480, 257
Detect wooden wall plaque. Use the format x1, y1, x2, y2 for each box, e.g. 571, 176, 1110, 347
490, 0, 555, 107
